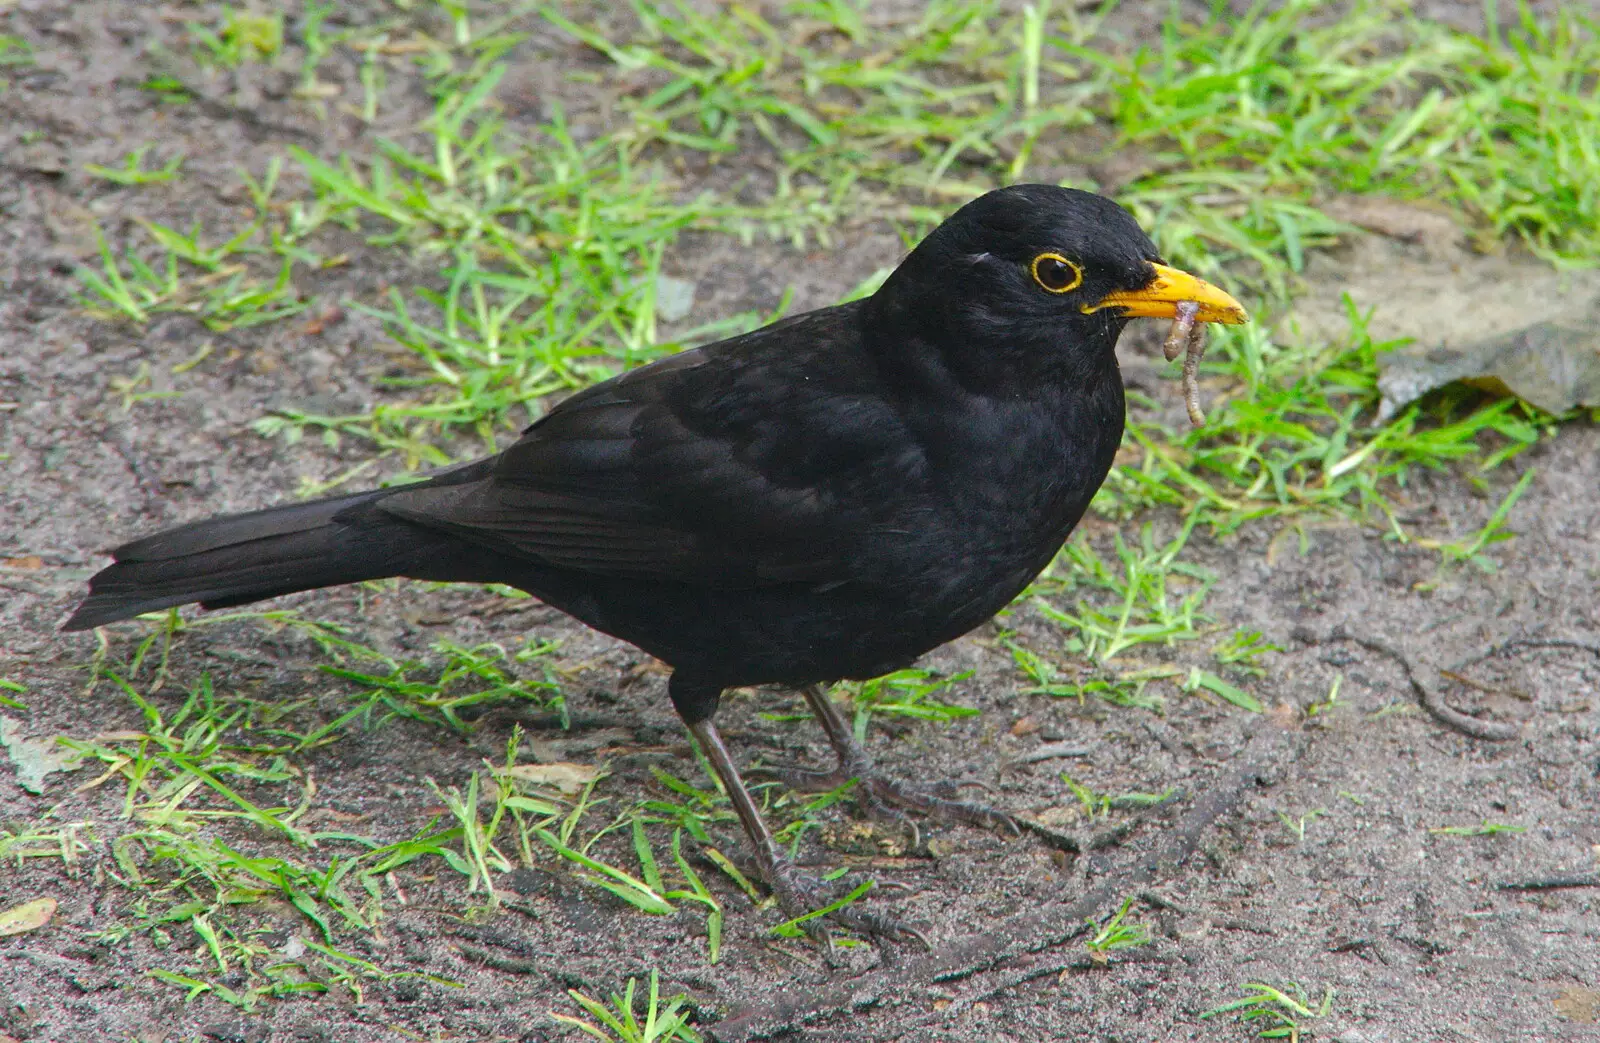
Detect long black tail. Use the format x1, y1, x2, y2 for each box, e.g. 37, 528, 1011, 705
63, 478, 507, 631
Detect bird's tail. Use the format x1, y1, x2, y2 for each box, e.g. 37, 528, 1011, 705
62, 485, 498, 631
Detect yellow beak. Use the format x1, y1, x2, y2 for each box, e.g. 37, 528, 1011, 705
1084, 263, 1249, 325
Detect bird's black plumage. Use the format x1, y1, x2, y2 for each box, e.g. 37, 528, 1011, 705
65, 185, 1246, 932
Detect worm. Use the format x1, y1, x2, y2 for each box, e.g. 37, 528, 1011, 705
1182, 318, 1207, 426
1161, 300, 1209, 427
1162, 299, 1199, 362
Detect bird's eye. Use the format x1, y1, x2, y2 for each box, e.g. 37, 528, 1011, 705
1030, 252, 1083, 294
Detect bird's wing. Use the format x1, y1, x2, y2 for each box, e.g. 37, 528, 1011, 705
374, 307, 928, 588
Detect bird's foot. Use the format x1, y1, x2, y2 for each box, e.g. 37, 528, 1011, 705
783, 684, 1020, 837
764, 856, 928, 946
769, 759, 1020, 837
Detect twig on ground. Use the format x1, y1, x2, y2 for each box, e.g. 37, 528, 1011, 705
1141, 718, 1197, 758
1010, 741, 1093, 765
1496, 875, 1600, 891
1017, 817, 1132, 855
455, 942, 543, 975
709, 726, 1290, 1042
1459, 636, 1600, 673
1438, 668, 1530, 701
921, 946, 1179, 1024
1291, 625, 1520, 741
1136, 889, 1191, 914
1500, 637, 1600, 658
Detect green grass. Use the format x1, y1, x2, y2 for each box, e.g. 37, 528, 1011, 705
188, 7, 284, 69
249, 90, 790, 462
1429, 820, 1527, 837
84, 146, 186, 186
1061, 774, 1176, 821
830, 668, 978, 742
546, 0, 1600, 269
142, 937, 461, 1012
1276, 807, 1326, 843
1182, 668, 1264, 713
76, 178, 312, 334
550, 970, 703, 1042
1085, 894, 1153, 963
1091, 305, 1546, 540
1005, 637, 1171, 711
0, 822, 94, 869
31, 615, 763, 1002
1212, 629, 1282, 676
1203, 981, 1335, 1039
0, 679, 28, 710
1092, 0, 1600, 267
1027, 517, 1216, 663
54, 608, 884, 974
0, 32, 32, 90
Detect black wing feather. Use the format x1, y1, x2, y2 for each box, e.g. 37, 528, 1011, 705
376, 304, 929, 589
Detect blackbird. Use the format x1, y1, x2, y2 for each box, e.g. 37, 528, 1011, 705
65, 184, 1247, 933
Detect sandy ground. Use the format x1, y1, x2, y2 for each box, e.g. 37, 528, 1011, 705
1, 2, 1596, 1041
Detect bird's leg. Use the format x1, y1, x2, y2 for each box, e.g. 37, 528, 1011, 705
684, 717, 788, 882
684, 717, 915, 940
787, 683, 1020, 836
670, 676, 912, 940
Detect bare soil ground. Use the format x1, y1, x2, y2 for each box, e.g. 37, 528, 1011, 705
2, 3, 1597, 1042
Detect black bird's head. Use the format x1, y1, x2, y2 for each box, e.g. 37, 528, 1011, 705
869, 184, 1247, 390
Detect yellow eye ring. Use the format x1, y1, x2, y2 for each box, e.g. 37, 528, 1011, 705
1030, 252, 1083, 294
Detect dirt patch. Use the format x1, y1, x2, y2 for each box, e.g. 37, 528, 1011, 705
2, 3, 1597, 1043
1287, 225, 1600, 360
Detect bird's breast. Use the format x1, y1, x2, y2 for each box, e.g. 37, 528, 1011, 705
884, 380, 1121, 604
931, 386, 1118, 528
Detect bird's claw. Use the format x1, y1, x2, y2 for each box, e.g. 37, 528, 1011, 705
769, 762, 1020, 837
766, 858, 927, 946
861, 772, 1020, 836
